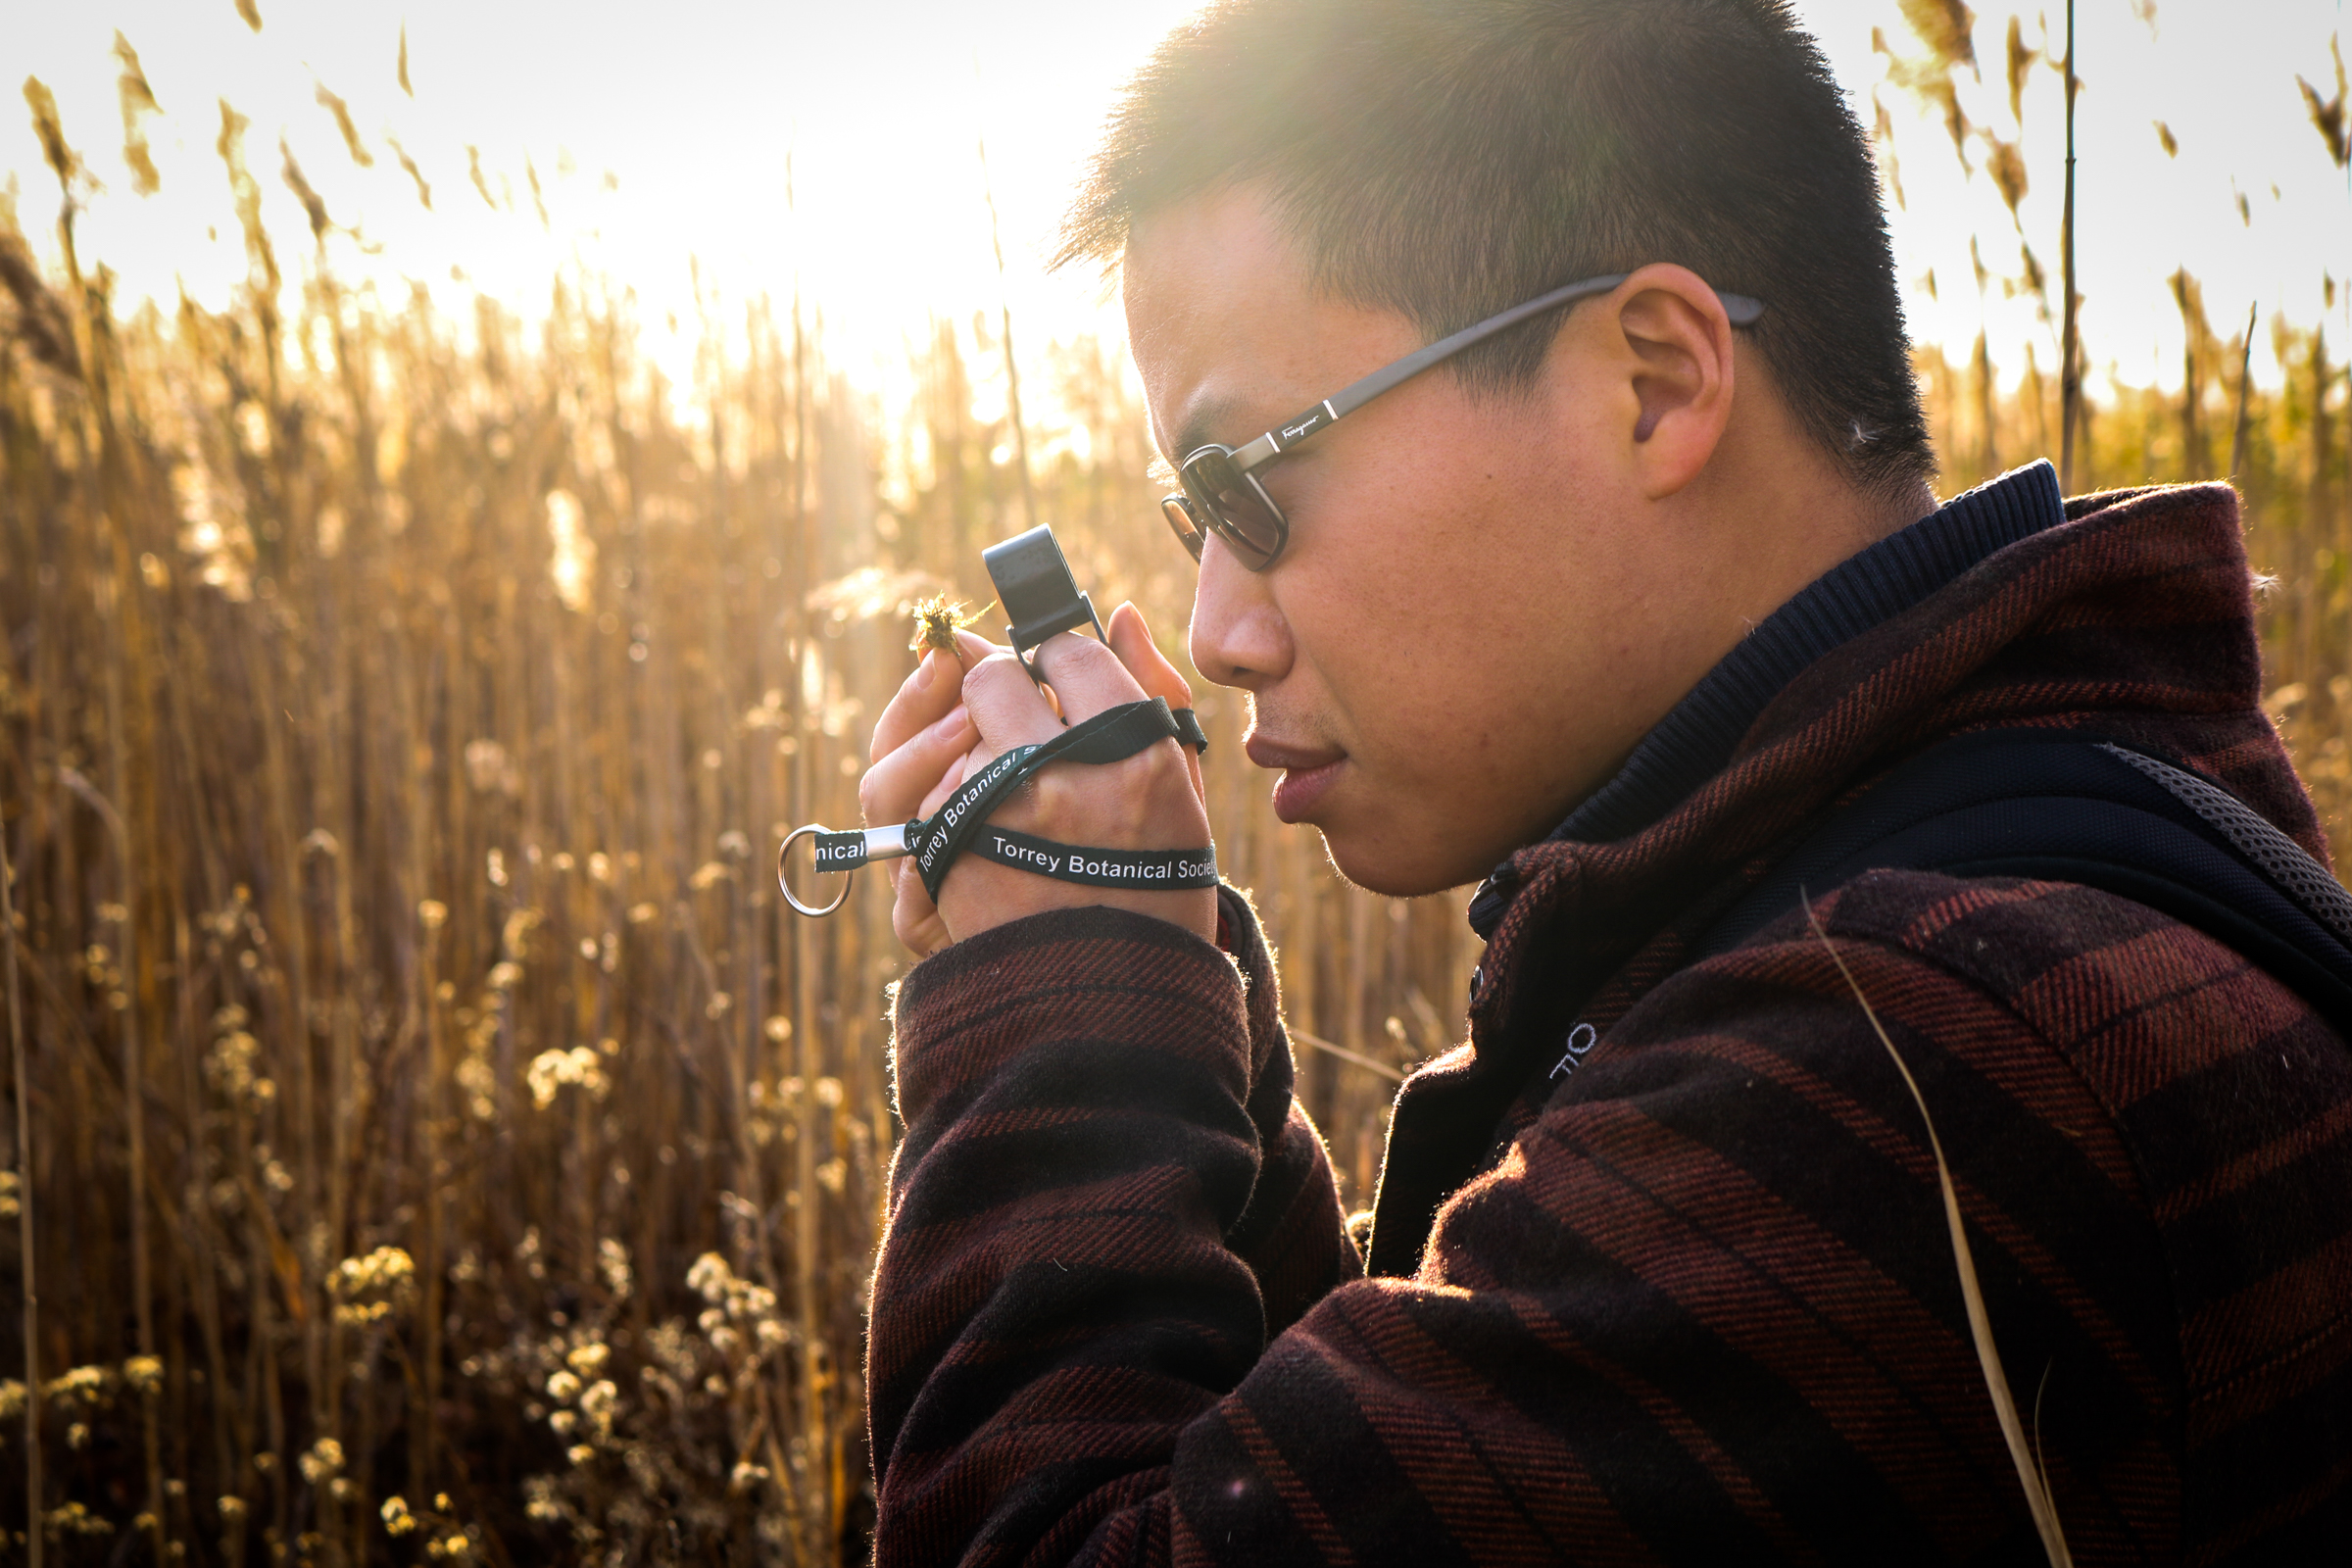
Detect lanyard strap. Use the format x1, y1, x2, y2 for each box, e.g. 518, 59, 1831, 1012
799, 700, 1214, 905
964, 826, 1218, 890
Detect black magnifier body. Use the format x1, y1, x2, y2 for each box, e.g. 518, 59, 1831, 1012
983, 525, 1105, 688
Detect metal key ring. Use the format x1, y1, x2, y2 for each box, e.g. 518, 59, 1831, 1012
777, 824, 853, 917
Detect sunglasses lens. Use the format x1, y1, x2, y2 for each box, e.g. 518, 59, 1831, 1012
1159, 496, 1206, 562
1180, 449, 1286, 568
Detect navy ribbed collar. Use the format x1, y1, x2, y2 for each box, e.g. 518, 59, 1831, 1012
1468, 461, 2067, 938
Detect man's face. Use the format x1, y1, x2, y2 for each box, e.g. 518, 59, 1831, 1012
1124, 186, 1748, 898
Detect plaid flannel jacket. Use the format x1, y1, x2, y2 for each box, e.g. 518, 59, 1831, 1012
869, 478, 2352, 1565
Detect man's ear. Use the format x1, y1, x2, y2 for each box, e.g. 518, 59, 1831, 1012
1610, 263, 1738, 501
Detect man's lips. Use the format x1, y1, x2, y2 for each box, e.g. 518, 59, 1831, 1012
1244, 734, 1345, 772
1245, 734, 1347, 822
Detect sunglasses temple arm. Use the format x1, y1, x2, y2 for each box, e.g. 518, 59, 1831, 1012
1228, 273, 1627, 469
1329, 273, 1630, 417
1232, 273, 1764, 472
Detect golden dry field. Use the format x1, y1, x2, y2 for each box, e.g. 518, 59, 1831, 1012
4, 24, 2350, 1568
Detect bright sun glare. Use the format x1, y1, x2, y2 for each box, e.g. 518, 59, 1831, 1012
8, 0, 2348, 407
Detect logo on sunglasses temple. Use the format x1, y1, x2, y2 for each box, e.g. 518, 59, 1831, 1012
1275, 400, 1339, 449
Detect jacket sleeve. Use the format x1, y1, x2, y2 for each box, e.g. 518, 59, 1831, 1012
1209, 887, 1365, 1336
867, 875, 2180, 1566
867, 892, 1359, 1564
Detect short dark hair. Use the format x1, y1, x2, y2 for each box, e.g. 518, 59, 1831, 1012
1061, 0, 1934, 497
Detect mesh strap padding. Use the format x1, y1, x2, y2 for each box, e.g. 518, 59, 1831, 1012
2095, 744, 2352, 945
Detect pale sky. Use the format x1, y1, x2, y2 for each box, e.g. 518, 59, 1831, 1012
7, 0, 2347, 414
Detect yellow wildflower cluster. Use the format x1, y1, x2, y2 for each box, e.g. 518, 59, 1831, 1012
525, 1046, 611, 1108
203, 1007, 273, 1105
330, 1247, 417, 1325
296, 1437, 344, 1485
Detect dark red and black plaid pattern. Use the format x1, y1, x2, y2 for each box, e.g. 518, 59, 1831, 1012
872, 482, 2352, 1564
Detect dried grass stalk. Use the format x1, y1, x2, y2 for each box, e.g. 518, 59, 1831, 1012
1807, 899, 2074, 1568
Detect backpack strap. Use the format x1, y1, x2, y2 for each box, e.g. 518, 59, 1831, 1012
1691, 728, 2352, 1036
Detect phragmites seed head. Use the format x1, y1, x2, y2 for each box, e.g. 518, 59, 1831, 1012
908, 596, 993, 660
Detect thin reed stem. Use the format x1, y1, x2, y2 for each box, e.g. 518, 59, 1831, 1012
4, 814, 38, 1567
2230, 302, 2258, 480
1806, 899, 2073, 1568
1290, 1028, 1406, 1083
977, 131, 1037, 530
2059, 0, 2082, 490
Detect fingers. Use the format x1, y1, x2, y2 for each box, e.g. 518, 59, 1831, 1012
954, 627, 1004, 667
892, 859, 947, 956
917, 748, 971, 819
888, 750, 969, 957
859, 703, 976, 828
972, 627, 1152, 742
1106, 601, 1205, 801
1034, 626, 1156, 720
962, 612, 1210, 800
870, 648, 965, 766
959, 646, 1091, 754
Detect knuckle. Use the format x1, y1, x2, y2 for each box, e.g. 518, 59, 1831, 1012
971, 649, 1026, 680
1027, 768, 1075, 822
1134, 741, 1187, 792
963, 653, 1027, 702
1017, 745, 1192, 833
1036, 632, 1111, 680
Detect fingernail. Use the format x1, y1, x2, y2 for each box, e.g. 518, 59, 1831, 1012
931, 704, 968, 738
914, 651, 940, 691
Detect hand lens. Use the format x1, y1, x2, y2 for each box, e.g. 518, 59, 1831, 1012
981, 524, 1105, 689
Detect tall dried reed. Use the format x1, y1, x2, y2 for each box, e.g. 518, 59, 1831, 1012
0, 92, 1476, 1563
1, 70, 2346, 1568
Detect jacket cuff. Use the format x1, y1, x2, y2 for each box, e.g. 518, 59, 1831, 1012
891, 902, 1254, 1126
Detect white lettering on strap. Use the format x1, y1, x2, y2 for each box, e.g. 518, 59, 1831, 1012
991, 833, 1061, 876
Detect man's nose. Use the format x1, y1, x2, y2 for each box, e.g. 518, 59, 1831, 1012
1187, 534, 1292, 692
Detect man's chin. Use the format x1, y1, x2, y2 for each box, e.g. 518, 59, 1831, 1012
1313, 823, 1480, 900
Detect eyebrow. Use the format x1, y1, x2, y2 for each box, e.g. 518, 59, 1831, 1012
1172, 394, 1252, 463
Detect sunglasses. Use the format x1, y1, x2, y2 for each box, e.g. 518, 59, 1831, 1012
1159, 271, 1765, 571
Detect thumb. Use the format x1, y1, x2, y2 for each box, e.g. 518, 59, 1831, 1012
1107, 601, 1205, 804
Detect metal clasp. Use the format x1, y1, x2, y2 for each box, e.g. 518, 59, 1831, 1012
777, 823, 910, 917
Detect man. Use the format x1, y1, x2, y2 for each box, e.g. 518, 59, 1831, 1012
856, 0, 2352, 1560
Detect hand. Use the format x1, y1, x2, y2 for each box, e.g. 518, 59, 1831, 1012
861, 603, 1213, 956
